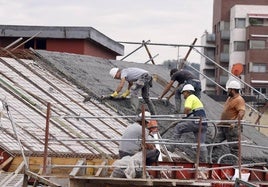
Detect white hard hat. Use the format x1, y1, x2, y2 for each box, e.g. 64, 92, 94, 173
138, 111, 151, 118
109, 67, 119, 78
226, 80, 241, 89
137, 111, 151, 122
181, 84, 195, 93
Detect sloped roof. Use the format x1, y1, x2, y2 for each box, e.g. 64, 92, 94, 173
0, 54, 130, 158
33, 50, 268, 162
0, 49, 267, 163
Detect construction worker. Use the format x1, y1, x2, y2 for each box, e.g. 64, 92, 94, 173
171, 84, 208, 163
118, 111, 160, 165
216, 80, 245, 157
111, 112, 159, 178
158, 68, 201, 113
109, 67, 156, 115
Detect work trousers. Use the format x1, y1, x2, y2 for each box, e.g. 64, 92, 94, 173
130, 73, 156, 115
119, 149, 160, 165
173, 120, 208, 163
215, 125, 240, 156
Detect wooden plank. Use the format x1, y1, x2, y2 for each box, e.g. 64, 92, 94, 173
69, 176, 197, 187
95, 160, 108, 177
0, 157, 13, 170
24, 170, 61, 187
69, 159, 86, 177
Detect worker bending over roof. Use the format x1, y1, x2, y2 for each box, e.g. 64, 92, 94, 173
109, 67, 156, 115
158, 68, 201, 113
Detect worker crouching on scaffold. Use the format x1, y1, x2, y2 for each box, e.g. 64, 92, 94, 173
111, 112, 159, 178
118, 111, 160, 165
170, 84, 208, 163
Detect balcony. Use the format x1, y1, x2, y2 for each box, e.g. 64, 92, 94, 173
205, 59, 215, 66
221, 30, 230, 40
220, 75, 228, 85
220, 52, 229, 62
206, 33, 215, 42
206, 78, 216, 87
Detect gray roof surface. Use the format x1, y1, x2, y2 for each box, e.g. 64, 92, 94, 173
35, 50, 268, 163
0, 49, 267, 164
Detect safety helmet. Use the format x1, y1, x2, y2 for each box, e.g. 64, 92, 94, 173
109, 67, 119, 78
181, 84, 195, 93
226, 80, 241, 90
147, 120, 158, 129
137, 111, 151, 123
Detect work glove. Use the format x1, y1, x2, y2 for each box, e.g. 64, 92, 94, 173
110, 91, 118, 98
121, 89, 130, 98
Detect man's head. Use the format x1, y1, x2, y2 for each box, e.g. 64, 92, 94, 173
170, 68, 178, 77
181, 84, 195, 99
109, 68, 119, 79
147, 120, 158, 134
137, 112, 158, 133
226, 80, 240, 97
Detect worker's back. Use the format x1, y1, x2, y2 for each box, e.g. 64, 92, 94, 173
119, 123, 146, 155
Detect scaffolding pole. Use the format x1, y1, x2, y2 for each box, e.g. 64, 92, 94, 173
193, 47, 268, 101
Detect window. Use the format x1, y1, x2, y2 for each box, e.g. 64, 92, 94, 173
249, 40, 265, 49
249, 18, 264, 26
252, 63, 266, 73
253, 87, 267, 95
234, 41, 246, 51
235, 18, 246, 28
220, 21, 230, 31
223, 44, 229, 53
24, 38, 47, 50
36, 38, 46, 49
24, 40, 34, 49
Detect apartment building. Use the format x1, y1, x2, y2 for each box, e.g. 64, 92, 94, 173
201, 0, 268, 98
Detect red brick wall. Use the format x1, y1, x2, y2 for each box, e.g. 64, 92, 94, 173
83, 40, 116, 59
47, 39, 84, 54
0, 37, 118, 60
47, 39, 117, 59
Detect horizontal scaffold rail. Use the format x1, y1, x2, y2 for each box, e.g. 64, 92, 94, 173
117, 41, 214, 48
50, 162, 267, 170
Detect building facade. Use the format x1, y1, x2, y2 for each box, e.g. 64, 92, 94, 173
0, 25, 124, 60
201, 0, 268, 98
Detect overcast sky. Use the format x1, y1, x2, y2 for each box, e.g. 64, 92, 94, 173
0, 0, 213, 64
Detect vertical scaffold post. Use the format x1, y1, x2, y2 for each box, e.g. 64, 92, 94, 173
43, 102, 51, 175
238, 118, 242, 179
141, 105, 147, 179
195, 117, 202, 180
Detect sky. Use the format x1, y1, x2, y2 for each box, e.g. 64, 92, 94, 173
0, 0, 213, 64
